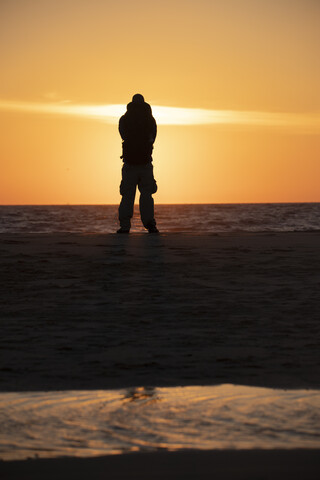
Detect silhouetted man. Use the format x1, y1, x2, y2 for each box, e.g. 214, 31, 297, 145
117, 94, 159, 234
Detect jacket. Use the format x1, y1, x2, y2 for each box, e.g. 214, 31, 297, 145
119, 101, 157, 165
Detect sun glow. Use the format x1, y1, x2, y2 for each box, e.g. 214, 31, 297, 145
2, 0, 320, 204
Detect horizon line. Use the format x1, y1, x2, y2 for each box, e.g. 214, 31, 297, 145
1, 202, 320, 206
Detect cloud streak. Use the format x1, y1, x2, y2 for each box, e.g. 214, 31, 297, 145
1, 100, 319, 132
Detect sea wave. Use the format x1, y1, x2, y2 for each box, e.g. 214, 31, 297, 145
0, 204, 319, 234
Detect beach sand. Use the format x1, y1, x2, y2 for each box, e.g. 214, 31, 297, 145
1, 232, 319, 392
1, 232, 320, 477
2, 449, 320, 480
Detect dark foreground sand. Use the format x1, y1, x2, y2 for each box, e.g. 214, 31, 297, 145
1, 232, 320, 477
1, 232, 319, 392
1, 449, 320, 480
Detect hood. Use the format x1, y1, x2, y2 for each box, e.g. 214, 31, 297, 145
126, 101, 152, 116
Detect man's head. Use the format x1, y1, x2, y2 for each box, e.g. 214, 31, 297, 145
127, 93, 152, 116
132, 93, 145, 103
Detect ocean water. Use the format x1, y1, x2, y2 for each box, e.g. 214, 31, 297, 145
1, 385, 320, 460
0, 203, 319, 234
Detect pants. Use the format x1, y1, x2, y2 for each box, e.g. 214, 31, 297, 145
119, 163, 157, 229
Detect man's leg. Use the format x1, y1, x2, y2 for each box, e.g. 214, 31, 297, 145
138, 164, 158, 230
118, 164, 137, 231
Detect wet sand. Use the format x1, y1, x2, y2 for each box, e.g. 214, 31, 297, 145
1, 232, 320, 477
1, 385, 319, 460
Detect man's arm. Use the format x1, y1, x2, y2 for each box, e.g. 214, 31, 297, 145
118, 115, 127, 141
150, 117, 157, 142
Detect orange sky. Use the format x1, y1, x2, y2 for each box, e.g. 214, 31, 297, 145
1, 0, 320, 204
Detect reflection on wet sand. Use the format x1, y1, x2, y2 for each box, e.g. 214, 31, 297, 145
1, 384, 319, 460
124, 387, 158, 403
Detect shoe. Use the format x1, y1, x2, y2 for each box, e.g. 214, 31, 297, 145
117, 228, 130, 234
147, 225, 159, 234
